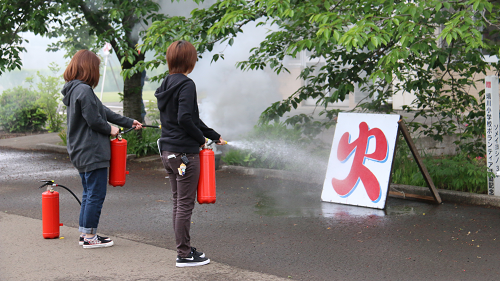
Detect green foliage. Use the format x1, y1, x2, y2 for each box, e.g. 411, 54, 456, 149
34, 63, 66, 132
1, 1, 166, 73
138, 0, 500, 158
391, 136, 490, 194
46, 13, 98, 58
222, 149, 256, 167
424, 154, 490, 194
0, 0, 168, 122
0, 86, 47, 132
0, 103, 48, 133
391, 137, 428, 187
122, 122, 161, 157
58, 128, 67, 146
145, 99, 160, 124
0, 64, 65, 133
0, 1, 61, 73
15, 107, 48, 132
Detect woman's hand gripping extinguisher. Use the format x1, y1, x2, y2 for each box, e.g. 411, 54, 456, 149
198, 138, 226, 204
38, 180, 81, 239
109, 125, 161, 187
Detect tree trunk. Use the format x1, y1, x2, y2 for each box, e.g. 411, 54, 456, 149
120, 15, 144, 123
122, 71, 143, 123
121, 46, 145, 123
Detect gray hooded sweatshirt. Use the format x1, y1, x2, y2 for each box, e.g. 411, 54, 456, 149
61, 80, 133, 173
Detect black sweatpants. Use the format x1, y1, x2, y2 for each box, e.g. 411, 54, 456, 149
161, 151, 200, 258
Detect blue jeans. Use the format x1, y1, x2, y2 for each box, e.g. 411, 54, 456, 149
78, 168, 108, 234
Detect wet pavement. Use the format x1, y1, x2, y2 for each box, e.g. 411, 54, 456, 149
2, 148, 500, 280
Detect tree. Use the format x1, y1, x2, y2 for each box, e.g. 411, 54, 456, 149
137, 0, 500, 157
0, 0, 167, 122
28, 63, 66, 132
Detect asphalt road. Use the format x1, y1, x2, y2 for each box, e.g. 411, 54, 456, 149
2, 148, 500, 280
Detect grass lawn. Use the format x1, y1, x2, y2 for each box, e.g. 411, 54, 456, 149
99, 90, 156, 103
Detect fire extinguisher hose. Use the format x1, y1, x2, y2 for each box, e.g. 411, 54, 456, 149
38, 180, 82, 206
120, 124, 161, 135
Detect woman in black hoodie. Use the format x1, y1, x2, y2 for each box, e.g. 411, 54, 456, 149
155, 40, 226, 267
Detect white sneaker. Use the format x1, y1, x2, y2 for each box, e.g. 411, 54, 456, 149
83, 235, 114, 249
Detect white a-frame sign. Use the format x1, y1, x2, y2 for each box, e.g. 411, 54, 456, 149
321, 113, 441, 209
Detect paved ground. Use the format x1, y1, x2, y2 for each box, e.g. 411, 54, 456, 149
0, 213, 288, 281
0, 137, 289, 281
2, 134, 500, 280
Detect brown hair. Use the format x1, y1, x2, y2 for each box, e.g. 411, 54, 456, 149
63, 50, 100, 88
166, 40, 197, 74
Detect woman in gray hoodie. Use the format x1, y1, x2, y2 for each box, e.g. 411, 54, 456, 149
61, 49, 142, 248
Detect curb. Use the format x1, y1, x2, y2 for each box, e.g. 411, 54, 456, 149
390, 184, 500, 208
35, 143, 68, 154
30, 143, 139, 160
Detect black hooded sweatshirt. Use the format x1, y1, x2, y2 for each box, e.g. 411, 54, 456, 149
61, 80, 133, 173
155, 73, 220, 154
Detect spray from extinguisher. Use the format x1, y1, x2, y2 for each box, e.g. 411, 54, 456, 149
38, 180, 81, 239
197, 138, 227, 204
109, 125, 161, 187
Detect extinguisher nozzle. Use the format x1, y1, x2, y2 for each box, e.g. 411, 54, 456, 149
142, 125, 161, 129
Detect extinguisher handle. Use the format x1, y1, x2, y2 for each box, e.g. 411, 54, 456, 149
37, 180, 82, 206
205, 138, 223, 147
38, 180, 54, 189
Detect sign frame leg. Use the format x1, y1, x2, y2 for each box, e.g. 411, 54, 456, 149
395, 118, 442, 204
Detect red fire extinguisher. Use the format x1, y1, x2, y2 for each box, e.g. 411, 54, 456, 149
109, 133, 129, 187
42, 187, 63, 239
108, 125, 160, 187
39, 180, 81, 239
198, 145, 216, 204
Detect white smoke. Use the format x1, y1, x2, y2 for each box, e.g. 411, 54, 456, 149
191, 22, 282, 140
156, 0, 283, 140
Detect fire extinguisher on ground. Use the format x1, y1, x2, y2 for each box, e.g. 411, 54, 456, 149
39, 180, 81, 239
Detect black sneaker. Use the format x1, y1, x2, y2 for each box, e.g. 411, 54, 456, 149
83, 235, 114, 249
79, 235, 110, 246
191, 247, 205, 258
176, 254, 210, 267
